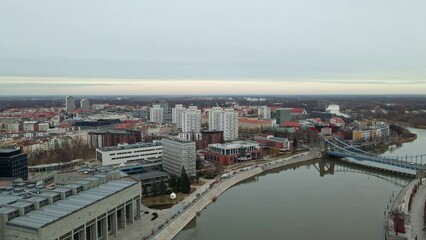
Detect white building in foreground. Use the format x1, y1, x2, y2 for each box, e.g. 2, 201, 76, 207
96, 142, 162, 166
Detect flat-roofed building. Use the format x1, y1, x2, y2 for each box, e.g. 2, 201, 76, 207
0, 149, 28, 180
205, 141, 262, 165
96, 142, 162, 166
65, 96, 75, 112
258, 106, 271, 119
162, 138, 196, 177
0, 174, 141, 240
150, 104, 164, 123
80, 99, 90, 111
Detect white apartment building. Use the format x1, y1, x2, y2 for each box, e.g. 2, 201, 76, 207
6, 122, 20, 132
150, 104, 164, 123
162, 138, 196, 177
80, 98, 90, 111
258, 106, 271, 119
172, 104, 185, 129
65, 95, 75, 112
23, 121, 38, 131
38, 122, 50, 132
96, 142, 163, 166
208, 108, 239, 141
181, 107, 201, 133
208, 107, 223, 131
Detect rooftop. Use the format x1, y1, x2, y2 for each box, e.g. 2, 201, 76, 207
6, 180, 137, 230
209, 141, 260, 149
130, 171, 169, 181
98, 142, 162, 152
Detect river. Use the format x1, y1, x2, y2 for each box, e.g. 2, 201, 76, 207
174, 128, 426, 240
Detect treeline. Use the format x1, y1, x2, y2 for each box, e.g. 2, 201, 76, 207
28, 138, 95, 166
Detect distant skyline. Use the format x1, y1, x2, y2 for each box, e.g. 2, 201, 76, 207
1, 0, 426, 95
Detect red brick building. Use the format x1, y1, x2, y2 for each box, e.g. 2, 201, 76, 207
196, 130, 224, 150
204, 141, 262, 165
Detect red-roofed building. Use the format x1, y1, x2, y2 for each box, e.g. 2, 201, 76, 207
283, 121, 301, 131
291, 108, 308, 120
291, 108, 307, 114
330, 117, 345, 127
239, 118, 273, 129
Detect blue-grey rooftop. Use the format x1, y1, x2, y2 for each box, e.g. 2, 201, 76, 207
7, 180, 136, 230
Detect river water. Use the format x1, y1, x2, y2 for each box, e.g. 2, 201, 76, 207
174, 128, 426, 240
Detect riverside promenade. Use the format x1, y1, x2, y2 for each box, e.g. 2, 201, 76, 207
151, 150, 320, 240
386, 178, 426, 240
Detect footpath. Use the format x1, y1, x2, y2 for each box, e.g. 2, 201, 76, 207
110, 150, 320, 240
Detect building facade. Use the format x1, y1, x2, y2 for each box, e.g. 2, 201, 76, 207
0, 174, 141, 240
162, 138, 196, 177
80, 99, 90, 111
0, 149, 28, 180
275, 108, 292, 125
88, 130, 142, 149
171, 104, 185, 129
205, 141, 262, 165
96, 142, 162, 166
181, 107, 201, 133
65, 96, 75, 112
258, 106, 271, 119
150, 105, 164, 123
208, 108, 238, 141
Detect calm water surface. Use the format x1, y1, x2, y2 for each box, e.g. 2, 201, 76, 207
174, 128, 426, 240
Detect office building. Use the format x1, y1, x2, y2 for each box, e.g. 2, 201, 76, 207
258, 106, 271, 119
162, 138, 196, 177
150, 105, 164, 123
275, 108, 292, 125
96, 142, 162, 166
181, 107, 201, 133
65, 96, 76, 112
208, 108, 239, 141
0, 149, 28, 180
80, 99, 90, 111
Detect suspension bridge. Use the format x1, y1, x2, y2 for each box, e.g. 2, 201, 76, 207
322, 136, 426, 176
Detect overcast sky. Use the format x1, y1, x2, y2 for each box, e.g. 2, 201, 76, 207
1, 0, 426, 95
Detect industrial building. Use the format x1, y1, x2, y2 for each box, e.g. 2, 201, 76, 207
0, 171, 141, 240
0, 149, 28, 180
96, 142, 162, 166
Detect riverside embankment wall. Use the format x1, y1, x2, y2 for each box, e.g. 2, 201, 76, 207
152, 151, 320, 240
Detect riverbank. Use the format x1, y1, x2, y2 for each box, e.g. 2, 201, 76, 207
150, 151, 321, 240
386, 178, 425, 240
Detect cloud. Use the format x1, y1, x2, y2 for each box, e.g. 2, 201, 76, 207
0, 76, 425, 95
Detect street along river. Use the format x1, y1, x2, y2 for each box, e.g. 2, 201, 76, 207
174, 128, 426, 240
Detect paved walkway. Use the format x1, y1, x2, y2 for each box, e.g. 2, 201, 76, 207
410, 181, 426, 240
110, 151, 319, 240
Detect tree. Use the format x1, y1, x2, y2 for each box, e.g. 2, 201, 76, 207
180, 167, 191, 194
151, 183, 160, 196
292, 138, 298, 153
159, 180, 167, 195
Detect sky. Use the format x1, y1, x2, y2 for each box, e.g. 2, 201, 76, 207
0, 0, 426, 95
